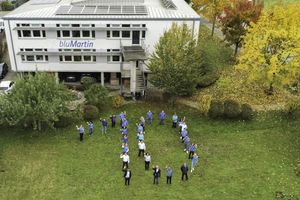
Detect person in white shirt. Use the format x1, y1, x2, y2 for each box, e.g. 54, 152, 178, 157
123, 168, 132, 186
120, 153, 130, 169
144, 152, 151, 170
138, 141, 146, 157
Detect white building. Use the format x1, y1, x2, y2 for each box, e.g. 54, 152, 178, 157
3, 0, 200, 95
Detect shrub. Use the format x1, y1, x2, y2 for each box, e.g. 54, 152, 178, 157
197, 94, 212, 115
83, 105, 99, 120
197, 66, 220, 88
286, 100, 300, 119
112, 95, 124, 108
224, 99, 241, 119
84, 84, 109, 109
81, 76, 96, 90
208, 100, 224, 119
145, 88, 164, 102
241, 104, 254, 120
55, 109, 82, 128
1, 2, 15, 11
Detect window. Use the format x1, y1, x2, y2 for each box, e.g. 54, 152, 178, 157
112, 55, 120, 62
36, 55, 44, 61
122, 31, 130, 38
93, 56, 96, 62
59, 56, 63, 61
33, 30, 41, 37
18, 30, 22, 37
42, 31, 46, 37
122, 24, 130, 27
112, 31, 120, 38
107, 56, 111, 62
22, 30, 31, 37
92, 31, 95, 38
142, 31, 146, 39
72, 30, 80, 38
62, 30, 70, 37
56, 24, 60, 27
21, 55, 25, 61
83, 55, 91, 61
74, 55, 82, 62
106, 31, 110, 38
142, 24, 146, 27
64, 56, 72, 61
57, 31, 61, 38
106, 24, 110, 27
71, 24, 80, 27
82, 30, 90, 37
45, 56, 48, 61
26, 55, 34, 61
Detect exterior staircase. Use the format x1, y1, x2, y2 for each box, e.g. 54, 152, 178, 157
136, 67, 145, 93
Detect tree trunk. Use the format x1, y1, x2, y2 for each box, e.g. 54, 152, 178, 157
211, 16, 216, 37
234, 42, 239, 56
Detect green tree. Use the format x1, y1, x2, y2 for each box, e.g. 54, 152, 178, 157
0, 73, 72, 131
236, 3, 300, 94
0, 32, 7, 63
1, 1, 15, 11
218, 0, 262, 56
148, 23, 202, 104
84, 84, 109, 109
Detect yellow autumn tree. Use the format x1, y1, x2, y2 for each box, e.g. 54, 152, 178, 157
192, 0, 229, 36
236, 3, 300, 94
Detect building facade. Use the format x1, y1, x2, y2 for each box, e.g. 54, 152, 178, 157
3, 0, 200, 95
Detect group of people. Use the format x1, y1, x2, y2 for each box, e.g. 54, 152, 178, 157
75, 109, 200, 186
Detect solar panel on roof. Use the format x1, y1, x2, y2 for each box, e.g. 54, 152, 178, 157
161, 0, 177, 9
109, 6, 122, 14
122, 6, 134, 14
69, 6, 84, 14
72, 0, 145, 5
95, 5, 109, 14
82, 6, 96, 14
55, 5, 72, 14
55, 5, 148, 15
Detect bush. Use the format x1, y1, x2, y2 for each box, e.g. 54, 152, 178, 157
112, 95, 124, 108
145, 88, 164, 102
208, 100, 224, 119
223, 99, 241, 119
241, 104, 254, 120
197, 94, 212, 115
81, 76, 96, 90
84, 84, 109, 109
286, 100, 300, 119
83, 105, 99, 120
197, 66, 220, 88
1, 2, 15, 11
55, 109, 82, 128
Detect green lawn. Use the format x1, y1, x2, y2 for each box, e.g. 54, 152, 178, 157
263, 0, 299, 9
0, 102, 299, 200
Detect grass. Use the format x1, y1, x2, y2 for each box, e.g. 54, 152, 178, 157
0, 102, 299, 200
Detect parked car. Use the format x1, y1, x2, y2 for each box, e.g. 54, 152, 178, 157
65, 75, 77, 82
0, 63, 8, 80
0, 80, 14, 95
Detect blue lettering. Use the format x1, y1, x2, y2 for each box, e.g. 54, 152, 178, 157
59, 40, 94, 48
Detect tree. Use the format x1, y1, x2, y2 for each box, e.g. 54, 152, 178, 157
236, 3, 300, 94
1, 1, 15, 11
185, 0, 191, 4
0, 32, 7, 63
147, 23, 202, 104
192, 0, 229, 36
84, 84, 109, 109
0, 73, 72, 131
218, 0, 262, 56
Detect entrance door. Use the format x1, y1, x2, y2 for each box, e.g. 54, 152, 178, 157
132, 31, 140, 45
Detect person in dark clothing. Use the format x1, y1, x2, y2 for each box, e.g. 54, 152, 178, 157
152, 165, 161, 184
181, 163, 189, 181
123, 168, 132, 186
110, 115, 116, 128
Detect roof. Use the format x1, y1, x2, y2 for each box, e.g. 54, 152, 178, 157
122, 46, 147, 61
3, 0, 200, 20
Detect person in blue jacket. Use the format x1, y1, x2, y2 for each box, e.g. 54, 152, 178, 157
166, 166, 173, 184
146, 110, 153, 125
191, 154, 198, 173
189, 143, 197, 159
76, 125, 84, 141
159, 110, 166, 125
100, 118, 108, 134
87, 121, 94, 136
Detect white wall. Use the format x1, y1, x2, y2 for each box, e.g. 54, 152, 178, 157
5, 19, 200, 73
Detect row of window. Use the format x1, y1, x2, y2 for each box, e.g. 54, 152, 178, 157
107, 30, 145, 39
20, 48, 48, 52
19, 48, 120, 53
57, 30, 95, 38
21, 55, 48, 62
59, 55, 96, 62
17, 23, 146, 28
20, 55, 122, 63
18, 30, 46, 38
